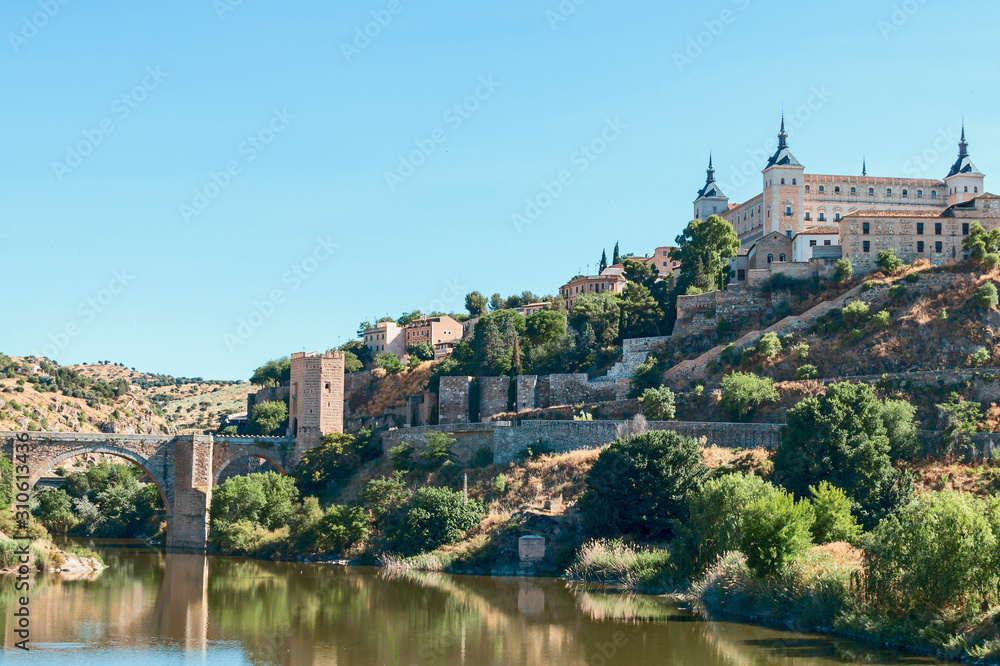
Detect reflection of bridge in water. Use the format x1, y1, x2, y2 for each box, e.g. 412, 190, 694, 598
2, 432, 295, 550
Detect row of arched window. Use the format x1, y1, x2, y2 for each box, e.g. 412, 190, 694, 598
803, 184, 940, 198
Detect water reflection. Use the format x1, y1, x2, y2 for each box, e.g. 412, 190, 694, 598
0, 546, 944, 665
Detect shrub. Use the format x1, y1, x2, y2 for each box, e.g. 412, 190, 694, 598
0, 539, 17, 569
32, 488, 79, 534
904, 271, 920, 283
983, 253, 1000, 270
773, 382, 912, 529
833, 259, 854, 284
249, 400, 288, 436
757, 332, 782, 359
719, 372, 780, 422
492, 473, 507, 495
638, 386, 676, 421
740, 487, 814, 577
864, 491, 998, 615
872, 310, 891, 327
974, 282, 999, 309
313, 504, 370, 554
793, 343, 809, 359
212, 519, 281, 555
293, 431, 379, 497
566, 539, 674, 591
580, 431, 708, 540
795, 364, 818, 380
969, 346, 992, 368
876, 249, 902, 273
674, 472, 778, 577
841, 300, 870, 326
406, 342, 435, 361
809, 482, 860, 544
888, 284, 907, 300
938, 308, 948, 320
392, 487, 485, 556
210, 472, 298, 534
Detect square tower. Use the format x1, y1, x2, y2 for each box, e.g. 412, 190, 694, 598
289, 351, 345, 463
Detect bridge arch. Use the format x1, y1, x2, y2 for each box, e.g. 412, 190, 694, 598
26, 444, 172, 521
212, 449, 288, 488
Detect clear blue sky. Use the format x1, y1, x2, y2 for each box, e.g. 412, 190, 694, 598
3, 0, 998, 380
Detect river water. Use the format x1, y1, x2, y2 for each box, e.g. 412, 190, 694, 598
0, 543, 944, 665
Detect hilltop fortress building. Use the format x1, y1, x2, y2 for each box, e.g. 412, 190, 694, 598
696, 119, 1000, 280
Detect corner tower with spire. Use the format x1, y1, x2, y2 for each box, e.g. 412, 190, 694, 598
945, 123, 985, 206
693, 153, 730, 221
761, 114, 806, 238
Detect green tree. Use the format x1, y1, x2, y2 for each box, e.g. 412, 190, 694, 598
569, 293, 621, 345
675, 472, 777, 576
673, 214, 740, 295
740, 488, 815, 577
962, 221, 1000, 263
833, 258, 854, 284
936, 393, 983, 455
773, 382, 912, 528
361, 471, 409, 523
612, 242, 621, 265
292, 431, 379, 497
464, 291, 488, 317
580, 431, 708, 540
600, 249, 608, 273
881, 398, 920, 460
864, 491, 998, 615
249, 400, 288, 436
32, 488, 78, 533
876, 249, 903, 273
342, 351, 363, 373
841, 300, 870, 326
489, 293, 504, 312
249, 358, 291, 387
719, 372, 780, 422
406, 342, 435, 361
638, 386, 676, 421
0, 456, 12, 512
210, 472, 299, 533
809, 481, 861, 544
525, 310, 566, 347
374, 353, 404, 374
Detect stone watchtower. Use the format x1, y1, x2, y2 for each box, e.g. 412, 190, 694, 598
945, 124, 985, 207
288, 351, 345, 464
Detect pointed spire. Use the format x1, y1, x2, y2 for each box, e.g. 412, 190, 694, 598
959, 120, 969, 158
777, 112, 788, 150
706, 153, 716, 183
862, 154, 867, 177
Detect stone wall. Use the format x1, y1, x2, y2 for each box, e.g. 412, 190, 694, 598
380, 423, 497, 465
479, 376, 511, 421
673, 285, 773, 338
439, 376, 473, 424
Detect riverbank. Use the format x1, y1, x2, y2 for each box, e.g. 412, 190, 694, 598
0, 514, 105, 577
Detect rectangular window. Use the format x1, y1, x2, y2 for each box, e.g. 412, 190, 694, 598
917, 241, 924, 253
935, 223, 942, 235
786, 230, 792, 238
819, 213, 825, 221
809, 240, 817, 247
737, 269, 746, 281
863, 241, 870, 253
805, 212, 811, 221
824, 240, 832, 246
916, 222, 924, 235
863, 223, 870, 235
785, 206, 792, 216
935, 241, 943, 253
963, 222, 970, 235
835, 213, 841, 222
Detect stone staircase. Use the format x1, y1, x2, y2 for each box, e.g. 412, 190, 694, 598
593, 336, 672, 382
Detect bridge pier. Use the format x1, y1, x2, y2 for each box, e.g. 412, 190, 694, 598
167, 435, 214, 551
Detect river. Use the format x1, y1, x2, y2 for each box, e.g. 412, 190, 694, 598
0, 543, 944, 665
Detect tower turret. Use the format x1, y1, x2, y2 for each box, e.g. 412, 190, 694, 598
945, 123, 985, 206
693, 153, 729, 221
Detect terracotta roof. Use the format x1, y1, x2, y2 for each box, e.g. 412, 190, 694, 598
801, 225, 840, 234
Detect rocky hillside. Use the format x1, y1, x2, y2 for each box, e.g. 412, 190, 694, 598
0, 355, 252, 436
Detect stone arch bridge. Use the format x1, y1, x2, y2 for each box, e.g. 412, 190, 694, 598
2, 432, 295, 551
